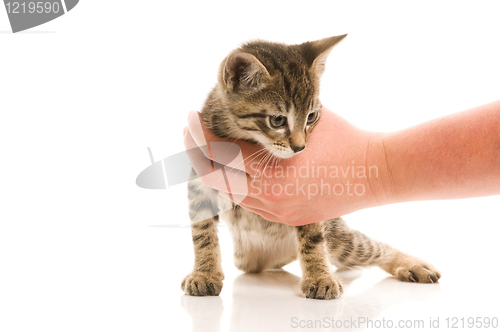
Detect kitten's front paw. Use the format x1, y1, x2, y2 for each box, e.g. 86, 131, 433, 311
301, 276, 343, 300
181, 272, 223, 296
395, 263, 441, 283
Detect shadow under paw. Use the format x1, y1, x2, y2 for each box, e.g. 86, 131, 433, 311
181, 272, 223, 296
301, 276, 343, 300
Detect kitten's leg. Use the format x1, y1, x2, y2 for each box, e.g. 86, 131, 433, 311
325, 218, 441, 283
181, 174, 224, 296
295, 223, 343, 300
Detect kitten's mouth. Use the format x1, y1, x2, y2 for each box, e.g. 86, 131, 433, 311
265, 145, 299, 159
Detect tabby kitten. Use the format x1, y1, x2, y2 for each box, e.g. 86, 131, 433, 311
181, 35, 441, 300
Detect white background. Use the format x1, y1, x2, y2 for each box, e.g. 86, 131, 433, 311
1, 1, 499, 331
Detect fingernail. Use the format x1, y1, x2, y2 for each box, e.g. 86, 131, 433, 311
187, 111, 200, 122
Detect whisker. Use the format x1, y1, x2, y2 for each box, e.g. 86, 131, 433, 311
259, 152, 273, 182
229, 147, 266, 172
225, 148, 267, 185
255, 151, 270, 181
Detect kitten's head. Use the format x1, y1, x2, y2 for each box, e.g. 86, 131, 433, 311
211, 35, 347, 159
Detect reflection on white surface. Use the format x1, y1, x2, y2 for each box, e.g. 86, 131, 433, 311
181, 296, 224, 332
181, 268, 441, 332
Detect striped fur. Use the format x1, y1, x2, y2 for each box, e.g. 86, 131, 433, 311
181, 36, 440, 299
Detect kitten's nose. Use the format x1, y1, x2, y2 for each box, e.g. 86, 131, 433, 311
290, 134, 306, 153
292, 145, 305, 153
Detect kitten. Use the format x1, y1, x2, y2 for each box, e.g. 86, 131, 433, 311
181, 35, 441, 300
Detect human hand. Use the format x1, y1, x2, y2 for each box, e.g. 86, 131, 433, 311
183, 107, 390, 226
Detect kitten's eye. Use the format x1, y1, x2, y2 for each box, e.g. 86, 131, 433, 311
307, 112, 318, 124
270, 115, 287, 128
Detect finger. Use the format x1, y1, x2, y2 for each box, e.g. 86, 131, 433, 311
219, 192, 264, 209
186, 128, 257, 195
218, 192, 287, 224
220, 194, 299, 225
187, 111, 267, 176
184, 129, 224, 190
183, 125, 201, 151
187, 111, 211, 157
238, 204, 282, 224
244, 206, 311, 226
190, 153, 251, 195
185, 142, 252, 195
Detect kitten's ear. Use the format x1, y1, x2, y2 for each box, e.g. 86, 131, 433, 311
298, 34, 347, 76
219, 52, 270, 92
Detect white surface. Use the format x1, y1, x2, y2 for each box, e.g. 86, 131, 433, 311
1, 1, 499, 331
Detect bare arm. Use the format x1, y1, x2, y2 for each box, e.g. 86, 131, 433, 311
374, 99, 500, 205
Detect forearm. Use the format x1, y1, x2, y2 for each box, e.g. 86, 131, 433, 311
378, 99, 500, 203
